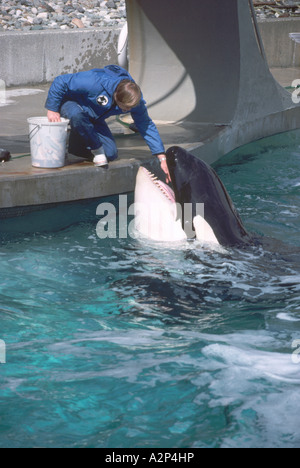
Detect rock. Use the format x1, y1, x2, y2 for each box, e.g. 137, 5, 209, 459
21, 0, 34, 6
31, 24, 44, 29
72, 17, 84, 28
45, 3, 55, 13
25, 16, 35, 24
37, 12, 48, 19
106, 0, 116, 9
81, 17, 91, 26
110, 12, 121, 19
63, 6, 74, 14
61, 15, 71, 23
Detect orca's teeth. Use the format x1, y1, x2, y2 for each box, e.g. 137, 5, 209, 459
142, 167, 175, 203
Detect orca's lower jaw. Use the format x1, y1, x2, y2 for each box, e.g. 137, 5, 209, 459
134, 167, 187, 242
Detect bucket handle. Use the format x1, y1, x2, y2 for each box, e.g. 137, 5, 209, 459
28, 124, 41, 141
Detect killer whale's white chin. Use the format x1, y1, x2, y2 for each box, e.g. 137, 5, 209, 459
134, 167, 220, 246
134, 167, 187, 242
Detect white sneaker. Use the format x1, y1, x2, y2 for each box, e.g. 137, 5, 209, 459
93, 154, 108, 167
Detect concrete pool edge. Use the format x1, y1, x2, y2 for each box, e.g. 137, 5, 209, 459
1, 119, 300, 215
0, 156, 143, 211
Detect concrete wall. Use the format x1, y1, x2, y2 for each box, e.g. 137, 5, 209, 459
258, 18, 300, 68
0, 18, 300, 88
0, 27, 121, 87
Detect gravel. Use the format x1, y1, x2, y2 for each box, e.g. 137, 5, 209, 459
254, 1, 300, 19
1, 0, 300, 32
0, 0, 127, 31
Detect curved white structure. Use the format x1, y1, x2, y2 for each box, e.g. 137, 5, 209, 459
125, 0, 300, 163
117, 22, 128, 70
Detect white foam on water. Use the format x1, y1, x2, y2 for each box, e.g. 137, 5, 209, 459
199, 337, 300, 446
276, 312, 300, 322
202, 342, 300, 384
220, 389, 300, 448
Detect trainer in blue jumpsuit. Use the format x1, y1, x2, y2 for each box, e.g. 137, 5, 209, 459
45, 65, 170, 179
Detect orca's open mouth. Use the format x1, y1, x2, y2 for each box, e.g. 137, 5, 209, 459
142, 167, 175, 203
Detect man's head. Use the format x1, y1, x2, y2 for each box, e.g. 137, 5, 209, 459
114, 80, 142, 112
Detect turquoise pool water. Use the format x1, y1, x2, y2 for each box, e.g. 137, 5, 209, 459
0, 131, 300, 448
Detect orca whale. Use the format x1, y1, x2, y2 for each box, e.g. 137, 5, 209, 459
166, 146, 252, 247
134, 146, 252, 247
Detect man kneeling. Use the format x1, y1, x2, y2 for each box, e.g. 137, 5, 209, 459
45, 64, 169, 180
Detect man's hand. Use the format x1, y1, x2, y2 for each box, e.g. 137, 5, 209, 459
157, 155, 171, 184
47, 110, 61, 122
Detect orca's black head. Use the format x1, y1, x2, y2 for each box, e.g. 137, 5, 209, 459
166, 146, 200, 237
166, 146, 253, 247
166, 146, 197, 199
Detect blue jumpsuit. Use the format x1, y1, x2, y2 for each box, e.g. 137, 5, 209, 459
45, 65, 165, 161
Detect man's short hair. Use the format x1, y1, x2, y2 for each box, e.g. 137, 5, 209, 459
114, 80, 142, 109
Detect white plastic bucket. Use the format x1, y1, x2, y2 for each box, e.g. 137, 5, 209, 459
28, 117, 69, 168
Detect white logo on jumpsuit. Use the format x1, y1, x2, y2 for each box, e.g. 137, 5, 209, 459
97, 95, 109, 106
